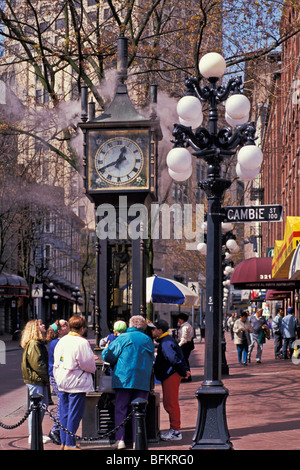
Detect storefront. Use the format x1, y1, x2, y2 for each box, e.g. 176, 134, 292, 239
230, 256, 300, 317
0, 272, 29, 335
272, 217, 300, 278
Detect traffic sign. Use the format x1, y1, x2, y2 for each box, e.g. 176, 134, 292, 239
222, 205, 283, 223
32, 283, 43, 298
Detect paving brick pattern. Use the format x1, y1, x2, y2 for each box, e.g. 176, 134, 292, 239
1, 331, 300, 451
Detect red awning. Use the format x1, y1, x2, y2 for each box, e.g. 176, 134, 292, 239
230, 257, 300, 290
265, 290, 292, 300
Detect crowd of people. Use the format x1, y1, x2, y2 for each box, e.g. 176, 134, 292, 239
21, 315, 97, 449
18, 305, 300, 450
226, 306, 300, 365
20, 312, 194, 450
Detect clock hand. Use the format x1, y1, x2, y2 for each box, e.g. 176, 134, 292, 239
101, 160, 120, 171
114, 147, 127, 168
100, 147, 127, 171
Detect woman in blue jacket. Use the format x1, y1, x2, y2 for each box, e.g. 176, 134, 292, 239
102, 315, 154, 450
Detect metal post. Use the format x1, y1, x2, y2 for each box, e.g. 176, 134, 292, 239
191, 182, 232, 449
131, 397, 148, 450
170, 71, 257, 449
30, 393, 44, 451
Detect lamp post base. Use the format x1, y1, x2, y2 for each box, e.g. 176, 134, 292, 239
191, 383, 233, 450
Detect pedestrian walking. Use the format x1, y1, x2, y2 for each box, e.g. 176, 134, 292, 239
233, 311, 253, 365
248, 308, 269, 363
227, 313, 236, 340
177, 313, 194, 381
20, 319, 51, 445
102, 315, 154, 450
152, 319, 190, 441
282, 307, 299, 359
272, 308, 283, 359
46, 319, 69, 445
53, 314, 96, 450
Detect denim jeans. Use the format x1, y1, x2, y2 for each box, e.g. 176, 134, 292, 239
282, 337, 295, 358
236, 343, 248, 364
26, 383, 48, 436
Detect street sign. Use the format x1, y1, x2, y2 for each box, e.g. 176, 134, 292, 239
32, 283, 43, 298
188, 281, 199, 293
222, 205, 283, 223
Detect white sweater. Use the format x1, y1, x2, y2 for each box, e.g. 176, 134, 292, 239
53, 333, 96, 393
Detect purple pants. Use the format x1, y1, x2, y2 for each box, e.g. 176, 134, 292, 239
114, 388, 148, 442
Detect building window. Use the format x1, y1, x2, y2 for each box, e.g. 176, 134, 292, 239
55, 18, 65, 30
44, 244, 52, 269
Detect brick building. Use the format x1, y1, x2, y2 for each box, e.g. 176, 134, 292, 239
260, 7, 300, 258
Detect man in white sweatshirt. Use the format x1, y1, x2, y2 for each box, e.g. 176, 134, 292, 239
54, 314, 96, 450
177, 313, 194, 381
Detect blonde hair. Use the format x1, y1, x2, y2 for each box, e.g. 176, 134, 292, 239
20, 319, 45, 349
129, 315, 147, 331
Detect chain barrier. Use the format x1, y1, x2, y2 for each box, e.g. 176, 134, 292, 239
0, 408, 31, 430
0, 400, 134, 442
42, 402, 134, 442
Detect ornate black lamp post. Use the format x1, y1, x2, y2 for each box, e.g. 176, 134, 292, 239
166, 53, 263, 449
71, 286, 81, 314
44, 282, 58, 323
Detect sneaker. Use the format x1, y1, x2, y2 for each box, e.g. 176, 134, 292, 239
28, 435, 52, 444
49, 430, 61, 445
160, 429, 182, 441
112, 440, 126, 450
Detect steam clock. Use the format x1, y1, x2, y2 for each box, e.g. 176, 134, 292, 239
79, 33, 162, 344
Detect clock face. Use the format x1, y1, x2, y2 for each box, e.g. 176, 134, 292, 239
95, 137, 144, 185
87, 129, 150, 192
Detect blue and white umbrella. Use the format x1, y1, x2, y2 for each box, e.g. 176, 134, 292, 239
146, 275, 199, 306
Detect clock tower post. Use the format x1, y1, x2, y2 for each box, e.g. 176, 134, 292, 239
79, 33, 162, 344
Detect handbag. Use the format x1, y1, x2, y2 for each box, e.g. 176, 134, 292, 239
98, 363, 114, 394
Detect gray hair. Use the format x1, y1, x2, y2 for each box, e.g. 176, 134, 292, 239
129, 315, 147, 330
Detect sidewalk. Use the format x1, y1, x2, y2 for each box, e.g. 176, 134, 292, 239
1, 331, 300, 451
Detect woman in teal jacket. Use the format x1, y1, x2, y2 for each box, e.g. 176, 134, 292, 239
102, 315, 154, 450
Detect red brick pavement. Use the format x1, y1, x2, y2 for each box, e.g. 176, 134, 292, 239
1, 331, 300, 451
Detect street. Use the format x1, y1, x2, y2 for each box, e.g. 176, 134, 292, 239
0, 347, 28, 422
1, 333, 300, 451
0, 348, 23, 399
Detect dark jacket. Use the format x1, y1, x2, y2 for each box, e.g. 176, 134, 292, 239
21, 339, 49, 386
154, 333, 189, 382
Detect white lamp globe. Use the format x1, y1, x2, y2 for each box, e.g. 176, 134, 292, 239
199, 52, 226, 79
168, 165, 192, 182
226, 239, 239, 253
225, 112, 249, 127
237, 145, 263, 170
197, 242, 207, 255
201, 221, 207, 233
224, 266, 232, 275
166, 147, 192, 173
236, 163, 260, 181
179, 113, 203, 129
222, 222, 233, 232
177, 96, 202, 121
225, 94, 251, 120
